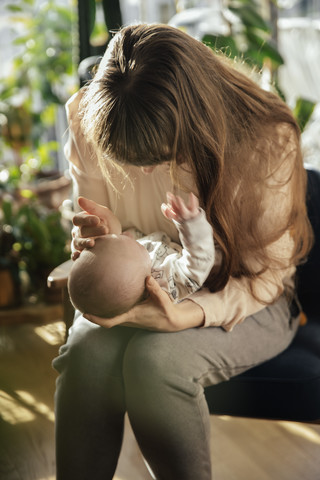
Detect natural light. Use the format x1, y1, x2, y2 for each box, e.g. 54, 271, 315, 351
34, 322, 65, 346
279, 420, 320, 445
0, 389, 54, 425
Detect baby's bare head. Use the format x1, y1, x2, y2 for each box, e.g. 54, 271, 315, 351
68, 234, 151, 318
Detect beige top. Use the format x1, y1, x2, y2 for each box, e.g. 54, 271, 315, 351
65, 90, 296, 331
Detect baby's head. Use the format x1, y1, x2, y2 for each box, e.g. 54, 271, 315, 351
68, 234, 151, 318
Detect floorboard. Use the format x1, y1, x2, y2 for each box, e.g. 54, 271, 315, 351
0, 320, 319, 479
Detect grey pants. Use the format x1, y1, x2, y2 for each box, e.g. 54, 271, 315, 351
53, 295, 300, 480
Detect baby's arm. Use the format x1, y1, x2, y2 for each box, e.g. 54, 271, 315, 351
154, 192, 215, 302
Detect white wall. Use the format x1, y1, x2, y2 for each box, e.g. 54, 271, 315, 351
121, 0, 176, 24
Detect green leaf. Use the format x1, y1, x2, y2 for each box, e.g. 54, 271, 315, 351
229, 5, 270, 33
37, 143, 56, 167
1, 199, 13, 224
20, 189, 36, 199
202, 34, 239, 59
6, 5, 23, 12
293, 98, 316, 132
8, 165, 21, 181
88, 0, 96, 36
40, 103, 57, 126
13, 35, 33, 46
273, 82, 286, 102
246, 31, 284, 67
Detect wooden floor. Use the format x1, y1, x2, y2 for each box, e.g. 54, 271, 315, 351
0, 318, 319, 480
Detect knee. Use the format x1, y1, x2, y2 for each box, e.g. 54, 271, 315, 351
53, 319, 129, 380
123, 331, 199, 397
53, 322, 99, 373
124, 331, 169, 381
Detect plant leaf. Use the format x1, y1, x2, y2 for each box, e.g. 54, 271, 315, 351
202, 34, 239, 59
229, 4, 270, 33
1, 199, 13, 224
246, 30, 284, 67
293, 97, 316, 132
88, 0, 96, 36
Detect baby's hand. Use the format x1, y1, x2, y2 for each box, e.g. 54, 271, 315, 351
161, 192, 199, 222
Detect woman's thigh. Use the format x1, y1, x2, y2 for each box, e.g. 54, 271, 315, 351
53, 295, 300, 399
123, 294, 300, 390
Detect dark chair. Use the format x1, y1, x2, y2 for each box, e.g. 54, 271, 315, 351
48, 166, 320, 423
204, 166, 320, 423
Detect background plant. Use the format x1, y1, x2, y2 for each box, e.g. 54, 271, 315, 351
1, 194, 70, 292
0, 0, 76, 302
0, 0, 77, 179
201, 0, 315, 131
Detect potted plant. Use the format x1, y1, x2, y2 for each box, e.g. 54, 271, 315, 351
0, 0, 77, 306
0, 190, 71, 306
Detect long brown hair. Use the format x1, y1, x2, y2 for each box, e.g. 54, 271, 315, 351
80, 23, 313, 298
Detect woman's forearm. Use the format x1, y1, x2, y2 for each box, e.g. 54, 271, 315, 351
176, 299, 205, 329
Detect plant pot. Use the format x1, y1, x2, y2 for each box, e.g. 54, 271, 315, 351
0, 265, 21, 308
33, 171, 71, 210
34, 267, 63, 305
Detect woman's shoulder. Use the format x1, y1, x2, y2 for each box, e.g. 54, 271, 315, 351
65, 89, 85, 125
64, 89, 102, 175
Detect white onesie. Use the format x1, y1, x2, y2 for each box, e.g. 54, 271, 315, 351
128, 208, 215, 303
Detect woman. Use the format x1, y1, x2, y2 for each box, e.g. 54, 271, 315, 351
53, 24, 312, 480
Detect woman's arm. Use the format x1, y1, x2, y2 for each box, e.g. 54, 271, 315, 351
190, 246, 296, 331
65, 92, 122, 260
84, 276, 205, 332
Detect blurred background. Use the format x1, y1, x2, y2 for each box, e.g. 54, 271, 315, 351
0, 0, 320, 308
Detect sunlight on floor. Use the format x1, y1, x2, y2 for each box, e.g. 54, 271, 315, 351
218, 415, 232, 421
217, 415, 320, 446
0, 389, 54, 425
16, 390, 55, 422
0, 390, 35, 424
279, 421, 320, 445
34, 321, 65, 346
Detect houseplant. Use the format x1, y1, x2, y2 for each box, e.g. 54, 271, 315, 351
201, 0, 315, 131
0, 190, 70, 306
0, 0, 77, 306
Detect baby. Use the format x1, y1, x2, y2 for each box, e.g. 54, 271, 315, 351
68, 193, 215, 318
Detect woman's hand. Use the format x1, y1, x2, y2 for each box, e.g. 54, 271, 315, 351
72, 197, 122, 260
84, 276, 205, 332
